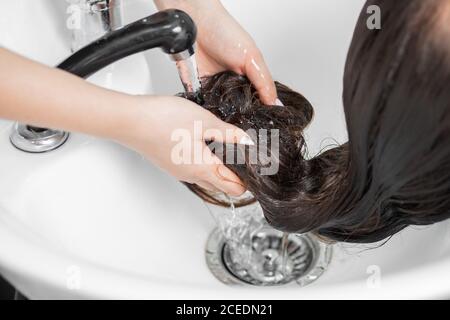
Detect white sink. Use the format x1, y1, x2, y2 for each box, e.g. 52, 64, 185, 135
0, 0, 449, 299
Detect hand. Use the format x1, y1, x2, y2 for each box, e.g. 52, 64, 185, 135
154, 0, 278, 105
116, 95, 250, 196
0, 48, 248, 196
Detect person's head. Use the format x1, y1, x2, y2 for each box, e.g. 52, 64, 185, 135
187, 0, 450, 243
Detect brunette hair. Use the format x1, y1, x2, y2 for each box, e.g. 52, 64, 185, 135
187, 0, 450, 243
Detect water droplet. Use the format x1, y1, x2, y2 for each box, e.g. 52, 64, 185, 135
251, 58, 261, 71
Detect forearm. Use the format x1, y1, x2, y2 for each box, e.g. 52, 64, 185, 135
0, 49, 247, 195
0, 48, 142, 141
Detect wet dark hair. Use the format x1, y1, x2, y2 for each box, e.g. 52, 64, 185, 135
187, 0, 450, 243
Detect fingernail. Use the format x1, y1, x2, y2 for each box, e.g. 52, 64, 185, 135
275, 98, 284, 106
239, 135, 255, 146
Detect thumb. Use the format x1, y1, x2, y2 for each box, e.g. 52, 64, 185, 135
200, 144, 246, 196
203, 119, 255, 146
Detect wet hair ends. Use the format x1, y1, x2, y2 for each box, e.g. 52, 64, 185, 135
186, 0, 450, 243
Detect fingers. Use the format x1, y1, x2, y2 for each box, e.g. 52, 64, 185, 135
209, 164, 246, 196
244, 51, 278, 105
200, 146, 246, 196
203, 119, 255, 146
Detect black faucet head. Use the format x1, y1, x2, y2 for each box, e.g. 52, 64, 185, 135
153, 9, 197, 56
57, 9, 197, 78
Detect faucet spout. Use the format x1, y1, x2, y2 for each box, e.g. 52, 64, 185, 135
10, 9, 199, 153
58, 9, 197, 78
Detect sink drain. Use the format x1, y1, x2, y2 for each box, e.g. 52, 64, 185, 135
10, 122, 69, 153
205, 228, 332, 286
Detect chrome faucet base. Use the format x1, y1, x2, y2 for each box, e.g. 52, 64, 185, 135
169, 47, 196, 61
71, 0, 124, 52
10, 122, 69, 153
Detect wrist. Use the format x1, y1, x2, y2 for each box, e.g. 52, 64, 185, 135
110, 95, 173, 146
84, 92, 143, 144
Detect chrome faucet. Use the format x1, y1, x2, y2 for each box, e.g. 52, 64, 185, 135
10, 0, 126, 153
10, 8, 200, 153
71, 0, 124, 51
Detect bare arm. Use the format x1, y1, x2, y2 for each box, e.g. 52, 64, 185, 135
0, 48, 247, 195
0, 47, 134, 138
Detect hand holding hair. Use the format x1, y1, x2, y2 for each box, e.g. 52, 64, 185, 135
154, 0, 278, 105
0, 48, 247, 196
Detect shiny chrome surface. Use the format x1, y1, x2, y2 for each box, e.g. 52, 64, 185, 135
11, 1, 124, 153
205, 227, 332, 287
169, 46, 195, 61
9, 123, 69, 153
71, 0, 124, 51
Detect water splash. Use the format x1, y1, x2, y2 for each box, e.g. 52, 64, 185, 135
205, 193, 332, 286
175, 53, 203, 104
280, 233, 290, 276
222, 195, 257, 265
207, 194, 291, 284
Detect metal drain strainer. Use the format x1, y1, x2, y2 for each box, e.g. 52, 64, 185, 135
205, 228, 332, 286
10, 122, 69, 153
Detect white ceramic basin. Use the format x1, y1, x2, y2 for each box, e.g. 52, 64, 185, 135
0, 0, 449, 299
